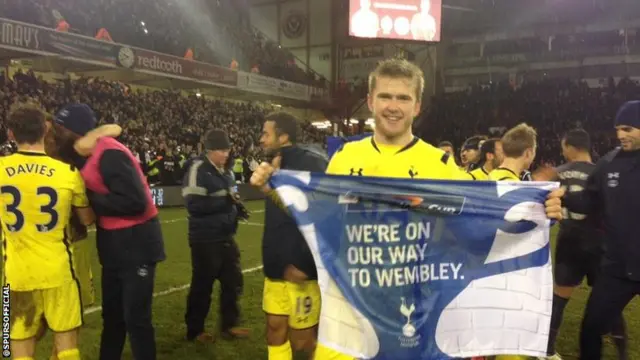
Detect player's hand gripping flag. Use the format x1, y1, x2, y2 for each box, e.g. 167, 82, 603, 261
269, 171, 558, 360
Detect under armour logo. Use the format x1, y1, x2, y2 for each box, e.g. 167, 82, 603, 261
137, 266, 149, 277
350, 168, 363, 176
607, 172, 620, 188
408, 167, 418, 179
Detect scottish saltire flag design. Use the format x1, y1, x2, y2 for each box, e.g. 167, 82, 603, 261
270, 171, 559, 360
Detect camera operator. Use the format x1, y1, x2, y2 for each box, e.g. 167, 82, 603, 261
182, 129, 251, 343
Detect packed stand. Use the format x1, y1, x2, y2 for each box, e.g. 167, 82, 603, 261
0, 68, 328, 186
420, 77, 640, 166
0, 0, 326, 88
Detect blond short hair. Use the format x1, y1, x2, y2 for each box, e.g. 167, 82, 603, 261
501, 123, 537, 158
368, 58, 425, 100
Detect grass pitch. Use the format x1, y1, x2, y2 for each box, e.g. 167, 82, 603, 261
6, 201, 639, 359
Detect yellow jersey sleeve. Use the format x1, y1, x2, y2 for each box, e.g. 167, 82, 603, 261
70, 170, 90, 208
488, 167, 521, 181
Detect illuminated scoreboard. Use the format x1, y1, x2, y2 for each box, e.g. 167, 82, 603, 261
349, 0, 442, 42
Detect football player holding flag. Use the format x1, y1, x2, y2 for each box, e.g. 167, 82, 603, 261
251, 58, 565, 360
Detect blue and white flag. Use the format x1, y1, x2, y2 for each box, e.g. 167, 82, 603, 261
270, 171, 558, 360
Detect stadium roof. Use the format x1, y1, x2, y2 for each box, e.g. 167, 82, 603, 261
3, 51, 312, 104
0, 17, 329, 106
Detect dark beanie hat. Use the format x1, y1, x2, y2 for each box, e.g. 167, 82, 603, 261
204, 129, 231, 151
54, 103, 97, 136
615, 100, 640, 129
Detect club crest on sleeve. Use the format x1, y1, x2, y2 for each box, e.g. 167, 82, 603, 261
408, 166, 418, 179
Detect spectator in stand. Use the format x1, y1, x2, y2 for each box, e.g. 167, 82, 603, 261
0, 69, 328, 186
3, 67, 636, 189
2, 0, 327, 88
417, 76, 638, 167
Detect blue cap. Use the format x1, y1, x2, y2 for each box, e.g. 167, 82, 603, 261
615, 100, 640, 129
54, 104, 97, 136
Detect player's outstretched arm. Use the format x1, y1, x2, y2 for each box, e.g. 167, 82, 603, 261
545, 188, 565, 220
564, 151, 615, 216
74, 124, 122, 156
532, 165, 558, 181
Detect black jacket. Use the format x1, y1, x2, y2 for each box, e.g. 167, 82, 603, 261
262, 145, 329, 280
183, 155, 238, 243
564, 148, 640, 281
83, 150, 166, 269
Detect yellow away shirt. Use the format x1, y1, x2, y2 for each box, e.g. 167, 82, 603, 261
0, 151, 90, 290
327, 136, 471, 180
468, 167, 490, 181
488, 167, 521, 182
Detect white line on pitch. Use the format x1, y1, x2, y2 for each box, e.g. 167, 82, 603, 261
83, 265, 264, 316
88, 218, 263, 232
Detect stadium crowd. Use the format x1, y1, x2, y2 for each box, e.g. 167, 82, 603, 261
420, 76, 640, 166
0, 68, 326, 185
1, 55, 639, 359
0, 0, 327, 88
3, 68, 639, 184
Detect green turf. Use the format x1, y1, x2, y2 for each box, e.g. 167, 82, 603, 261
5, 201, 640, 359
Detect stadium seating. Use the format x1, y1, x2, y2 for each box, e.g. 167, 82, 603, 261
2, 66, 638, 182
0, 69, 326, 180
417, 77, 636, 166
0, 0, 326, 88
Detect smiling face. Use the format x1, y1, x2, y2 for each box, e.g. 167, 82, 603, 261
367, 76, 421, 144
366, 59, 424, 145
616, 125, 640, 151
